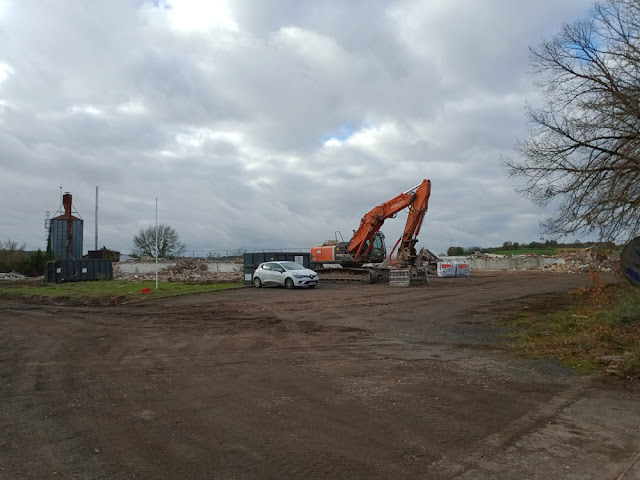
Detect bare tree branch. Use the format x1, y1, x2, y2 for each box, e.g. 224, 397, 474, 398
504, 0, 640, 242
132, 225, 186, 259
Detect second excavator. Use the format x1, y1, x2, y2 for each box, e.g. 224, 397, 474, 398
311, 179, 432, 284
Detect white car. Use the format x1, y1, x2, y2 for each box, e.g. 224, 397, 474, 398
252, 261, 319, 289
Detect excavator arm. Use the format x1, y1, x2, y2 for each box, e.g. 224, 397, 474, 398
390, 179, 431, 266
349, 179, 431, 264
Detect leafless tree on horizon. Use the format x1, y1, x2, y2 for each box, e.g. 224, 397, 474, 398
504, 0, 640, 243
132, 224, 186, 259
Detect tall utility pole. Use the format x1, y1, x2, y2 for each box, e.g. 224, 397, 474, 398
155, 197, 158, 289
95, 186, 99, 250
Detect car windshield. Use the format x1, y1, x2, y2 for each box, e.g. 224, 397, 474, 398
279, 261, 306, 271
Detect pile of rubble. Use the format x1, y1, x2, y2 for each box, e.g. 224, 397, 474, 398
161, 259, 241, 283
544, 249, 617, 273
468, 252, 508, 259
417, 247, 440, 275
114, 259, 242, 283
0, 271, 27, 280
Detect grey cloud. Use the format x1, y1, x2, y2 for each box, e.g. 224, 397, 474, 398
0, 0, 595, 256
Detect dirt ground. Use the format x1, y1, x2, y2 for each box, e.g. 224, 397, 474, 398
1, 271, 639, 480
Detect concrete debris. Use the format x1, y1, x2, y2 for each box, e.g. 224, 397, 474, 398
0, 271, 28, 280
469, 253, 508, 259
163, 258, 209, 276
114, 259, 242, 283
544, 250, 616, 273
104, 248, 616, 282
416, 247, 439, 275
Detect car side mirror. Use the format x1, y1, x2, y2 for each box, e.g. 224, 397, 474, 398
279, 268, 285, 273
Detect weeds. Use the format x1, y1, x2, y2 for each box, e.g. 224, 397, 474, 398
501, 276, 640, 380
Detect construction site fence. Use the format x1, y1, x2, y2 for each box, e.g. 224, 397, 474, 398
183, 248, 309, 258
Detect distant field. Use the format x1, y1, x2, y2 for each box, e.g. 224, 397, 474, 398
488, 248, 558, 257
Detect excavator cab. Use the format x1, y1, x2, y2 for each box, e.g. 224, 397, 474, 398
312, 231, 387, 266
363, 232, 386, 264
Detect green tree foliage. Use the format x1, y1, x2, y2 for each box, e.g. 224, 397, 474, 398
20, 249, 52, 276
132, 225, 186, 259
504, 0, 640, 242
0, 240, 26, 272
0, 240, 54, 276
447, 246, 465, 256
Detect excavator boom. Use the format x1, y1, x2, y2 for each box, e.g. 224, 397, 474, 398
393, 179, 431, 266
349, 179, 431, 265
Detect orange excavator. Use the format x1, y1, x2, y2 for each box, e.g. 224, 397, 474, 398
311, 179, 432, 283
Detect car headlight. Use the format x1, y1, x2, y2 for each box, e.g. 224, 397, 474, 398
293, 273, 305, 278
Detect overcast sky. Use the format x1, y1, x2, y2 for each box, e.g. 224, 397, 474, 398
0, 0, 595, 256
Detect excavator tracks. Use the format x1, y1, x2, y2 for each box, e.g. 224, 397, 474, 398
315, 267, 389, 284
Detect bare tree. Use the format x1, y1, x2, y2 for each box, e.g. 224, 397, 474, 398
0, 240, 26, 251
0, 240, 27, 272
132, 225, 185, 259
504, 0, 640, 242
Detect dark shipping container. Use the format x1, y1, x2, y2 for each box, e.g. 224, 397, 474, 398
45, 259, 113, 283
87, 249, 121, 261
243, 252, 311, 285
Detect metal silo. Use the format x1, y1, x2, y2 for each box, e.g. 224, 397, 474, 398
49, 193, 84, 260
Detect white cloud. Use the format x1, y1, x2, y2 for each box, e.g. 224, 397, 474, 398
141, 0, 238, 33
69, 105, 103, 116
0, 62, 14, 82
116, 100, 148, 115
0, 0, 596, 256
272, 26, 346, 65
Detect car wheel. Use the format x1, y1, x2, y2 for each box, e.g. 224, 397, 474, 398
285, 278, 294, 289
253, 277, 262, 288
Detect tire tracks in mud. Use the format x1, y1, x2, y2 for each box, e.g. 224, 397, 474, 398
435, 380, 589, 478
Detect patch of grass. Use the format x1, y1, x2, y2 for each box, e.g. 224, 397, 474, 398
499, 271, 640, 379
0, 279, 243, 305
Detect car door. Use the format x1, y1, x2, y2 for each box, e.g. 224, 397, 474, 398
260, 263, 274, 285
270, 262, 286, 286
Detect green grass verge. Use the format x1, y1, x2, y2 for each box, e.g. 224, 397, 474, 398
0, 279, 244, 304
500, 279, 640, 379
